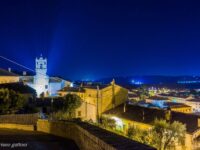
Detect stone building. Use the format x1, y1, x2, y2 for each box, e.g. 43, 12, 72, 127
103, 103, 200, 150
58, 79, 128, 122
0, 68, 19, 84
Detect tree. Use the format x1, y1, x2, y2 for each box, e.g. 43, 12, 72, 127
63, 94, 82, 113
51, 94, 82, 120
126, 119, 186, 150
0, 88, 28, 114
137, 85, 149, 100
127, 126, 153, 144
152, 119, 186, 150
101, 116, 116, 129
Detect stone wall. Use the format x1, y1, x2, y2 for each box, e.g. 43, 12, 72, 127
0, 123, 34, 131
37, 119, 155, 150
0, 113, 38, 125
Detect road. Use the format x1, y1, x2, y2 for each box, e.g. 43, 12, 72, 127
0, 129, 79, 150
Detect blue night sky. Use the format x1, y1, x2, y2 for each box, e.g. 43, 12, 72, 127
0, 0, 200, 80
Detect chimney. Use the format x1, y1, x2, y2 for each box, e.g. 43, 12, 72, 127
123, 102, 126, 112
23, 71, 27, 76
8, 68, 11, 72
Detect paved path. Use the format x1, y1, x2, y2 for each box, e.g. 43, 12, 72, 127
0, 129, 79, 150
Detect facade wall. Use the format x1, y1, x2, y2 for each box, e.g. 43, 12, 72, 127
0, 76, 19, 84
84, 88, 98, 105
75, 101, 97, 121
49, 82, 63, 96
171, 107, 192, 113
99, 84, 128, 114
58, 84, 128, 122
0, 123, 34, 131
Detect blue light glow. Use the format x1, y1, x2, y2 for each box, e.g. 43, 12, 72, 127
131, 80, 143, 85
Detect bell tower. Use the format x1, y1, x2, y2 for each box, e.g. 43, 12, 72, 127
35, 54, 47, 77
34, 54, 49, 96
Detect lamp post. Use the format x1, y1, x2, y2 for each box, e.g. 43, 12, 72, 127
96, 85, 100, 123
50, 98, 54, 120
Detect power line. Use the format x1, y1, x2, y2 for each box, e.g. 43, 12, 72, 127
0, 55, 52, 78
0, 55, 35, 72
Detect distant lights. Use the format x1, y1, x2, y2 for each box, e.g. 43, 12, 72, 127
178, 80, 200, 84
131, 80, 143, 85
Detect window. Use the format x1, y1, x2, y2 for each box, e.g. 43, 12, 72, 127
45, 85, 48, 89
78, 111, 81, 117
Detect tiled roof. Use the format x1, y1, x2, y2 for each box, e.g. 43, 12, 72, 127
104, 103, 200, 133
83, 84, 109, 90
166, 102, 191, 108
187, 99, 200, 102
149, 96, 169, 100
49, 77, 63, 83
59, 87, 85, 92
0, 68, 18, 76
159, 93, 189, 98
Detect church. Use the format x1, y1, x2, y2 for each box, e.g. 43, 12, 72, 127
21, 55, 71, 97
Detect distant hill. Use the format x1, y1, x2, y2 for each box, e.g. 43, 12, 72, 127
95, 75, 200, 89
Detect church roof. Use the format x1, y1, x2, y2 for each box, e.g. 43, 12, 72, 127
59, 87, 85, 92
83, 84, 109, 90
0, 68, 19, 76
49, 77, 63, 83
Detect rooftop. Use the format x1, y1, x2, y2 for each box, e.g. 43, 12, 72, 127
59, 87, 85, 93
0, 68, 19, 76
83, 84, 109, 90
148, 96, 169, 100
187, 99, 200, 102
104, 103, 200, 133
159, 93, 190, 99
166, 102, 191, 108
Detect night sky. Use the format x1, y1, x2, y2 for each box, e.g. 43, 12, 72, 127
0, 0, 200, 80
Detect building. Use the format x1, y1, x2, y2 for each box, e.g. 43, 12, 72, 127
127, 90, 140, 102
166, 102, 192, 113
158, 93, 200, 113
103, 103, 200, 150
185, 99, 200, 113
145, 96, 170, 108
0, 68, 19, 84
58, 80, 128, 122
20, 55, 71, 97
135, 96, 192, 113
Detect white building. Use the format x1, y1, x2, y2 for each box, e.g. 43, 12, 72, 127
21, 55, 71, 97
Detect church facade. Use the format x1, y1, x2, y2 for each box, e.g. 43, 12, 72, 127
21, 55, 71, 97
